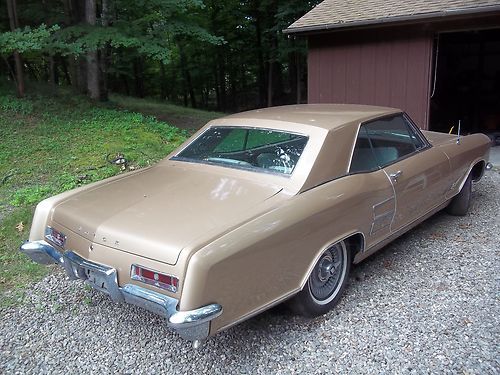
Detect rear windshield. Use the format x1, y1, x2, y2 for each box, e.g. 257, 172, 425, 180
172, 127, 308, 175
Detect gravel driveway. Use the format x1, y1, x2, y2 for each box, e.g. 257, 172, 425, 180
1, 171, 499, 374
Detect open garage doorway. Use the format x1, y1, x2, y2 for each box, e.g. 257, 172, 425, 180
429, 28, 500, 145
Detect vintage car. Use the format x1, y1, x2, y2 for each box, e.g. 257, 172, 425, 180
21, 104, 492, 348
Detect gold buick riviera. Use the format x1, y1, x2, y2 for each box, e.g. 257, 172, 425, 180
21, 104, 492, 348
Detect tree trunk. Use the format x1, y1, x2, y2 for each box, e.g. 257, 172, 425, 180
183, 91, 188, 107
85, 0, 100, 100
99, 0, 110, 101
60, 56, 72, 85
133, 58, 145, 98
122, 74, 130, 96
267, 42, 278, 107
63, 0, 81, 91
229, 69, 237, 111
3, 57, 16, 83
77, 58, 87, 94
267, 58, 273, 107
254, 9, 266, 107
296, 51, 301, 104
6, 0, 25, 97
48, 55, 59, 87
160, 62, 167, 100
287, 37, 300, 104
179, 47, 196, 108
213, 65, 221, 110
216, 48, 226, 111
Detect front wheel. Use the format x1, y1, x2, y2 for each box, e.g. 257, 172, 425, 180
446, 174, 472, 216
288, 241, 351, 317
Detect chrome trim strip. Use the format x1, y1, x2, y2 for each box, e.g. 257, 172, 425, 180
172, 125, 308, 158
168, 303, 223, 328
366, 198, 449, 253
20, 240, 64, 265
122, 284, 178, 318
370, 211, 394, 235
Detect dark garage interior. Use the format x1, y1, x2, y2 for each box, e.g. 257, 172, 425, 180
429, 28, 500, 143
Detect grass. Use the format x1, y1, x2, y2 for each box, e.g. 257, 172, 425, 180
0, 85, 198, 307
110, 94, 224, 132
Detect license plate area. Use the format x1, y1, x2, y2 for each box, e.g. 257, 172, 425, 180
85, 268, 111, 294
63, 251, 124, 302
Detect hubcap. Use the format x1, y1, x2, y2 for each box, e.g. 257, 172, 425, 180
309, 243, 346, 303
318, 255, 335, 282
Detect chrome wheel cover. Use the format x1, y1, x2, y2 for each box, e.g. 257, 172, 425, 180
308, 242, 347, 305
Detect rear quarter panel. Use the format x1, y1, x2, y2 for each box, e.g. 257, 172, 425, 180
178, 172, 393, 334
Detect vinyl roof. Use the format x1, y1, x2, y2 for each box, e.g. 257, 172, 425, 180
285, 0, 500, 34
216, 104, 400, 131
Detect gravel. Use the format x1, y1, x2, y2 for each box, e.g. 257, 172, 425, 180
1, 171, 499, 374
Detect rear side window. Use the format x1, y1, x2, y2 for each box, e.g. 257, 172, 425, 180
349, 114, 427, 173
350, 127, 379, 173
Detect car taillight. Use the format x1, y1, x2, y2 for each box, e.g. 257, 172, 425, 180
131, 264, 179, 293
45, 226, 66, 248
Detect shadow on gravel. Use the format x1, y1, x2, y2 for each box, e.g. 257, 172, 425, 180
202, 178, 496, 351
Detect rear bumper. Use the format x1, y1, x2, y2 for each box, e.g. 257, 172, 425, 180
20, 240, 222, 343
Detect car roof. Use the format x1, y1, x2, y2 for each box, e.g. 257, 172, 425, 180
219, 104, 401, 131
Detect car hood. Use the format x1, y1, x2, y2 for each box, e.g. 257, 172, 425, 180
51, 165, 284, 265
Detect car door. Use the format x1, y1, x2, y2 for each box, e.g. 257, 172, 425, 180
362, 114, 451, 233
349, 126, 396, 249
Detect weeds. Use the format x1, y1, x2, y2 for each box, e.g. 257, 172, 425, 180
0, 86, 191, 305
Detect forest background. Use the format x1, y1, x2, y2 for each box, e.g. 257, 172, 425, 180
1, 0, 321, 112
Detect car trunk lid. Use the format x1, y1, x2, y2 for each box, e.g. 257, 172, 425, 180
51, 165, 283, 265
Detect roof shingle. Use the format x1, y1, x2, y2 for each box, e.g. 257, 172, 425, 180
285, 0, 500, 33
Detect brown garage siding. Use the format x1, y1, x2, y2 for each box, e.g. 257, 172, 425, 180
308, 29, 433, 128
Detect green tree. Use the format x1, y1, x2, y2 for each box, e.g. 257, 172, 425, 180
0, 0, 320, 108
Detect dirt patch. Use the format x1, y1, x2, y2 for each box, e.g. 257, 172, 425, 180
153, 113, 206, 133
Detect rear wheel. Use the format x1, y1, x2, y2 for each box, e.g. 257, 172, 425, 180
288, 241, 351, 317
446, 174, 472, 216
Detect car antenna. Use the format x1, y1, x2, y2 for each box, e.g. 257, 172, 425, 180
456, 120, 461, 145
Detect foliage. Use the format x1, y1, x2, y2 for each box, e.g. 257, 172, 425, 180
0, 24, 59, 56
0, 206, 50, 308
50, 19, 222, 64
0, 85, 192, 302
0, 0, 320, 108
110, 93, 223, 131
0, 94, 32, 114
10, 186, 53, 206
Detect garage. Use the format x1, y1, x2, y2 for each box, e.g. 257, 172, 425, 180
430, 28, 500, 142
285, 0, 500, 138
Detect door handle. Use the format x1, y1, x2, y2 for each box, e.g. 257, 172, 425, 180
389, 170, 402, 182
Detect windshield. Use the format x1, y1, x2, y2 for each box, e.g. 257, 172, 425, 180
172, 127, 309, 175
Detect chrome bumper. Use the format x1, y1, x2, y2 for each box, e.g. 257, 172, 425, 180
20, 240, 222, 343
